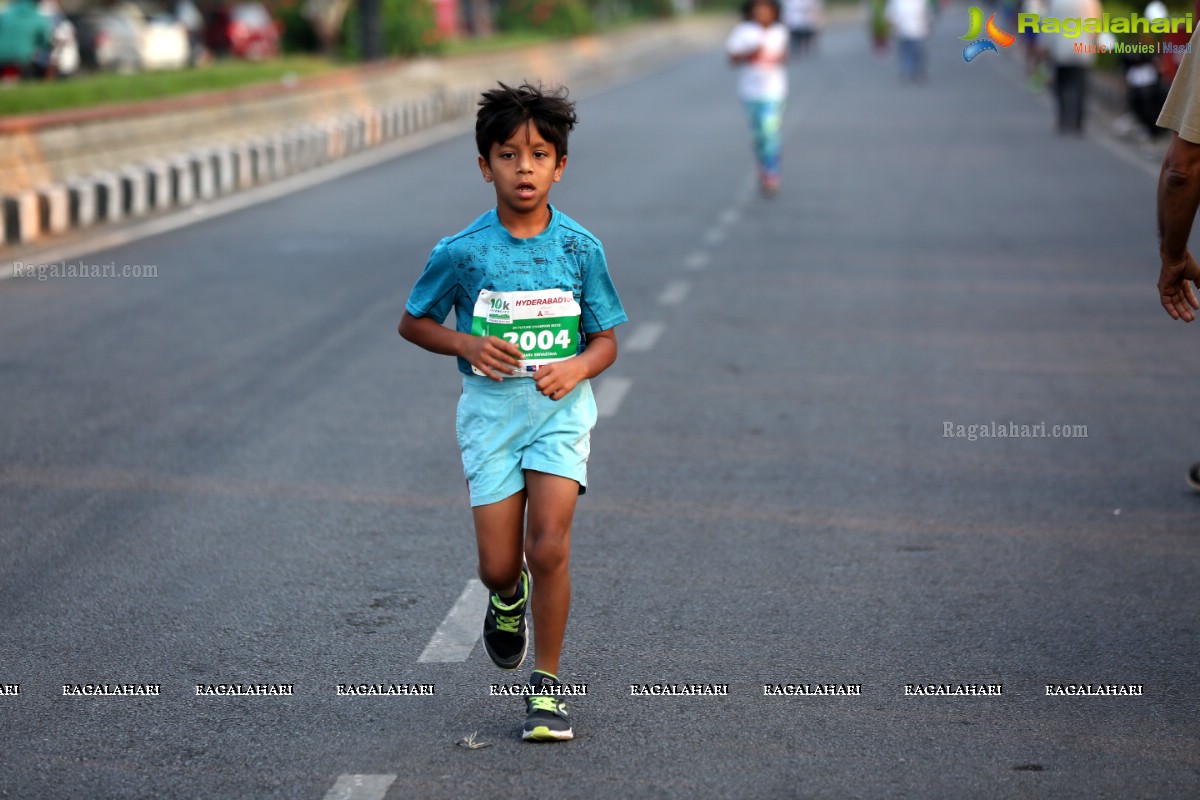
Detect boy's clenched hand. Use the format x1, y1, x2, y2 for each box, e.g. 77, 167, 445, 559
463, 335, 523, 380
534, 358, 588, 401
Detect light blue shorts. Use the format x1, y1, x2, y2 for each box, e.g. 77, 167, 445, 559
456, 374, 598, 507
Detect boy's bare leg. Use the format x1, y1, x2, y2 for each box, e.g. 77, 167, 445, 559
472, 490, 527, 595
523, 470, 579, 676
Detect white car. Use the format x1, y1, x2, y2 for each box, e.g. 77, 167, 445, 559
123, 1, 189, 70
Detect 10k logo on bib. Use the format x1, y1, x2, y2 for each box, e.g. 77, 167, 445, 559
470, 289, 581, 377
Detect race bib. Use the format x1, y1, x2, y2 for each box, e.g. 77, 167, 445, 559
470, 289, 581, 377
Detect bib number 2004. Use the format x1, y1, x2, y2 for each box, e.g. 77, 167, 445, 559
504, 328, 573, 352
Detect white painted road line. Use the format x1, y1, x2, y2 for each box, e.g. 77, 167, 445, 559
658, 280, 690, 306
594, 376, 633, 418
625, 321, 665, 353
683, 251, 709, 271
417, 579, 489, 663
718, 208, 741, 227
702, 227, 726, 247
323, 774, 397, 800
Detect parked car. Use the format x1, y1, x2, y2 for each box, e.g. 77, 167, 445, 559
70, 1, 189, 72
204, 2, 279, 60
125, 1, 189, 70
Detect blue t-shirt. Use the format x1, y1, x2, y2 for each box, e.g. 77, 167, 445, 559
405, 206, 628, 376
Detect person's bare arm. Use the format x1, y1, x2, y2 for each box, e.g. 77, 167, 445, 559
729, 47, 762, 65
398, 311, 521, 380
1157, 133, 1200, 320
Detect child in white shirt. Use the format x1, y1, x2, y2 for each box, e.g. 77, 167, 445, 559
727, 0, 790, 196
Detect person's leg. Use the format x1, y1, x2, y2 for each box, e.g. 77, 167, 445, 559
475, 489, 532, 671
743, 100, 769, 183
797, 29, 814, 58
743, 100, 765, 168
1060, 67, 1084, 132
523, 470, 580, 677
1053, 65, 1069, 131
458, 375, 527, 595
1076, 67, 1090, 132
759, 99, 785, 191
521, 472, 579, 742
900, 38, 919, 80
473, 490, 527, 595
1131, 86, 1154, 136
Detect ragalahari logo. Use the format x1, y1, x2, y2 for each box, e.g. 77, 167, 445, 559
962, 7, 1016, 62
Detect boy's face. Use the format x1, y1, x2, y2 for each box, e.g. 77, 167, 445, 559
478, 121, 566, 217
751, 1, 776, 25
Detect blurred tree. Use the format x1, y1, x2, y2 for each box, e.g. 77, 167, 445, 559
628, 0, 675, 17
342, 0, 439, 58
496, 0, 595, 35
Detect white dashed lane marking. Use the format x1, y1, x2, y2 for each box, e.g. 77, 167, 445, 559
323, 774, 397, 800
417, 579, 489, 663
658, 280, 690, 306
625, 322, 665, 353
594, 376, 633, 417
590, 195, 746, 418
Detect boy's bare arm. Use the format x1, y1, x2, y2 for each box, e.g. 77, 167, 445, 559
533, 329, 618, 401
398, 311, 521, 380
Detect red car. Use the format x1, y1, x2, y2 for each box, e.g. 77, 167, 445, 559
204, 2, 279, 59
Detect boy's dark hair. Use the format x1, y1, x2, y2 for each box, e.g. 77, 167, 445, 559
475, 82, 578, 161
740, 0, 781, 20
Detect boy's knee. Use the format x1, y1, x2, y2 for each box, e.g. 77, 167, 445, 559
478, 563, 522, 592
525, 529, 570, 576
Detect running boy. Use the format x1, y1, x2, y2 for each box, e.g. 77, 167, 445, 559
398, 82, 627, 742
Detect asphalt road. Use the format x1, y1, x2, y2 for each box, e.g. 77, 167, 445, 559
3, 10, 1199, 799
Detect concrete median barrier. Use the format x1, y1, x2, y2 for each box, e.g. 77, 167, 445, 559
95, 173, 122, 224
4, 190, 39, 244
231, 143, 254, 190
38, 184, 69, 237
145, 161, 172, 211
170, 157, 195, 207
121, 169, 149, 218
192, 151, 216, 201
68, 179, 96, 229
212, 146, 234, 196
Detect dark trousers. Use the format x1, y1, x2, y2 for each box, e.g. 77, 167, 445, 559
1054, 65, 1089, 133
1129, 84, 1166, 139
898, 37, 926, 81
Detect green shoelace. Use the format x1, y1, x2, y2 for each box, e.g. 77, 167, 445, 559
529, 695, 564, 714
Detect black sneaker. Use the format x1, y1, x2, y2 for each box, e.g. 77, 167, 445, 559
523, 670, 573, 742
482, 566, 529, 671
